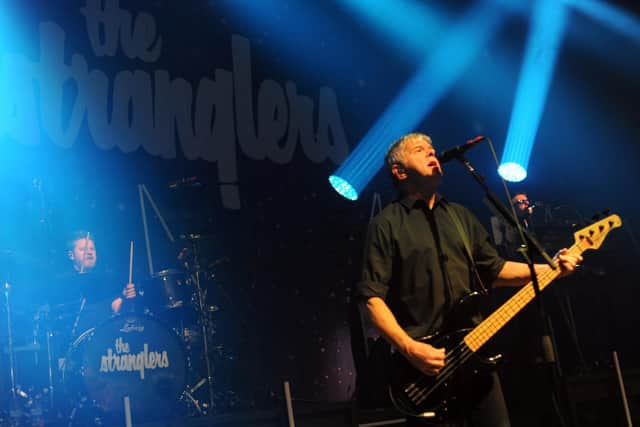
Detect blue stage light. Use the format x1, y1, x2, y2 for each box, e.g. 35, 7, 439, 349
497, 162, 527, 182
330, 1, 505, 200
564, 0, 640, 43
213, 0, 373, 80
328, 175, 358, 201
499, 0, 568, 183
335, 0, 449, 60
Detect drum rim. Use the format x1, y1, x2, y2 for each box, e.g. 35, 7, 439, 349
151, 268, 184, 278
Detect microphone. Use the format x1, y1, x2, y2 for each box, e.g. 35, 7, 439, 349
437, 136, 486, 164
529, 201, 544, 209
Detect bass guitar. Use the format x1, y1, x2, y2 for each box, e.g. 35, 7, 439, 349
388, 214, 622, 421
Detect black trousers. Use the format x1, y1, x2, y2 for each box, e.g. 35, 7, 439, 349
405, 372, 510, 427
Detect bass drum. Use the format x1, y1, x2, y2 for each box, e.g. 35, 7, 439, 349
61, 314, 187, 422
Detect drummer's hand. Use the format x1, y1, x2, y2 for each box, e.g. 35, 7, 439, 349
111, 297, 122, 313
123, 283, 136, 299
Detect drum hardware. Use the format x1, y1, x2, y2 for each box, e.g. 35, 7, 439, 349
1, 284, 59, 426
179, 377, 208, 415
1, 277, 240, 421
3, 342, 41, 353
192, 261, 216, 413
170, 232, 219, 413
3, 281, 19, 413
69, 297, 86, 344
30, 304, 56, 409
143, 269, 190, 313
45, 321, 56, 409
2, 284, 47, 425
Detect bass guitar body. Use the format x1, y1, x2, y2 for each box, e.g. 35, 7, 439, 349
388, 292, 501, 421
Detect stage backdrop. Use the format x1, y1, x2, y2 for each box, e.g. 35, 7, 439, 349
1, 0, 639, 411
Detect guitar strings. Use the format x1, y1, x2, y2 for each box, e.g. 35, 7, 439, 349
409, 263, 550, 401
410, 343, 473, 404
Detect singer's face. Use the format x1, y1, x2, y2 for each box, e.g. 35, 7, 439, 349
401, 139, 443, 182
70, 238, 97, 272
513, 194, 531, 214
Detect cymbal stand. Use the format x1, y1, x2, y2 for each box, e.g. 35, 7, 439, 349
43, 309, 55, 408
31, 304, 55, 409
138, 184, 176, 277
190, 242, 216, 413
180, 378, 206, 414
3, 281, 19, 414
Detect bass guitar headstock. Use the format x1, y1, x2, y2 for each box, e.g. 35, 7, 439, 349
573, 214, 622, 251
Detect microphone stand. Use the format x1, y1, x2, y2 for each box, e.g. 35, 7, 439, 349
452, 154, 571, 427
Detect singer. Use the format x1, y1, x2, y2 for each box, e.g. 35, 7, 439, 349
491, 192, 537, 260
354, 132, 582, 426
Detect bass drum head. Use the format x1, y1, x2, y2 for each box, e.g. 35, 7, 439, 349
62, 314, 186, 421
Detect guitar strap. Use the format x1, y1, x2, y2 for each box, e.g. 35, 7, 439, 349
442, 202, 488, 295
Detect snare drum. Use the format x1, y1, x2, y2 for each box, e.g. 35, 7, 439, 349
61, 314, 187, 421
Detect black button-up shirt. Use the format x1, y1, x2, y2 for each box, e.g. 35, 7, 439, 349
356, 194, 505, 338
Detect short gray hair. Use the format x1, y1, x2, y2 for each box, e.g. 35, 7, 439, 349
385, 132, 433, 170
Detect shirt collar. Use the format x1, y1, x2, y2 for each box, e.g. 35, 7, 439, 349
398, 193, 445, 210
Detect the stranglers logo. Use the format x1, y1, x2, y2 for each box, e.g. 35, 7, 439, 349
99, 337, 169, 380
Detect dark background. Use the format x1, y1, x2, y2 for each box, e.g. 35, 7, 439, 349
1, 0, 639, 422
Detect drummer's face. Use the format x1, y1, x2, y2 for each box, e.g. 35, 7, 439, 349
70, 238, 97, 272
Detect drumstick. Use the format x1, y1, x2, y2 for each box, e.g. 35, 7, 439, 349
128, 241, 134, 284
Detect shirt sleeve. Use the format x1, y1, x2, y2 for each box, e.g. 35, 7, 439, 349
354, 218, 393, 301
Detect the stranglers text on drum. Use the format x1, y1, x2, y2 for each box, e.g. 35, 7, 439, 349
99, 337, 170, 379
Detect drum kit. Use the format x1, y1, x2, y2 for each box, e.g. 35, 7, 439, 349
0, 236, 238, 426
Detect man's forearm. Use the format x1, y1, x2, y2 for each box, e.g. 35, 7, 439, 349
365, 297, 415, 355
493, 260, 551, 287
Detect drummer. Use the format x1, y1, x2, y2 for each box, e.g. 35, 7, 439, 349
49, 231, 137, 338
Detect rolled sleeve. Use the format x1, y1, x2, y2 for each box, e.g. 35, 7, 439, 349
470, 215, 507, 285
355, 219, 393, 301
